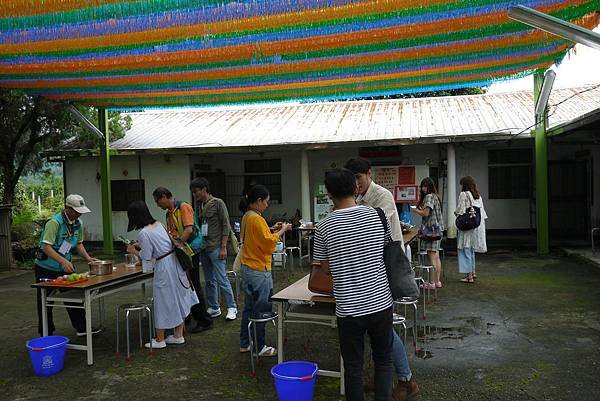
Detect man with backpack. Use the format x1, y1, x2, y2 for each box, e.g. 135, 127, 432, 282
189, 178, 237, 321
152, 186, 213, 333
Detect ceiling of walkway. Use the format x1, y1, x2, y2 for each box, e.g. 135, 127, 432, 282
0, 1, 599, 109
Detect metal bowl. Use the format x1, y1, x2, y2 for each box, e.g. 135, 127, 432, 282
89, 260, 113, 275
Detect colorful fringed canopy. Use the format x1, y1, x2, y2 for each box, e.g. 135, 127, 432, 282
0, 1, 599, 108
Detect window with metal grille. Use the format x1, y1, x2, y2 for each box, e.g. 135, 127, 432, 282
111, 180, 145, 211
244, 159, 282, 203
488, 149, 532, 199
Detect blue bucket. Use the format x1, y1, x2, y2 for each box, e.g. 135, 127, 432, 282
271, 361, 319, 401
26, 336, 69, 377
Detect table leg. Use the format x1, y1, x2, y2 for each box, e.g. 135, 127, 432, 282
277, 301, 284, 364
41, 288, 48, 336
84, 290, 93, 365
340, 355, 345, 395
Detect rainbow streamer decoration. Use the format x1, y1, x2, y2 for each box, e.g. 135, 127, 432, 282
0, 0, 598, 108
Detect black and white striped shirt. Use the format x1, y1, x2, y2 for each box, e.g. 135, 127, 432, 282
313, 205, 393, 317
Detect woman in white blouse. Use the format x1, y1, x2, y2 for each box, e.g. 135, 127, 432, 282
454, 176, 487, 283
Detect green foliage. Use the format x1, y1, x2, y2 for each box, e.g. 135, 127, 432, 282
334, 86, 487, 102
72, 105, 132, 149
0, 88, 130, 205
10, 171, 62, 261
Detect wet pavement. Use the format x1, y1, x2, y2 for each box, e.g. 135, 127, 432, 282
1, 251, 599, 400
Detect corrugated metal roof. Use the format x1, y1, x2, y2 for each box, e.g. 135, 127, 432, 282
112, 85, 600, 151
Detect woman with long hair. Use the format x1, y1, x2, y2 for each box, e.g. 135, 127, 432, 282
126, 200, 199, 349
454, 176, 487, 283
413, 177, 444, 289
238, 185, 291, 357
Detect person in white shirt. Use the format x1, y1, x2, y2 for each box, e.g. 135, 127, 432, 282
454, 176, 487, 283
344, 158, 405, 250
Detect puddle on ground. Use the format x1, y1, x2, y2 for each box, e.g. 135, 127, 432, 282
408, 317, 496, 358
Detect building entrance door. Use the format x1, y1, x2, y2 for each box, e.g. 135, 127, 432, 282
548, 160, 589, 239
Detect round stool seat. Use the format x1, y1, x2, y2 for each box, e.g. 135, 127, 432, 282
396, 297, 419, 304
120, 303, 149, 311
249, 311, 278, 323
116, 302, 153, 360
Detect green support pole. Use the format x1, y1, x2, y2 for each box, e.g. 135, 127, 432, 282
98, 108, 113, 255
533, 70, 549, 255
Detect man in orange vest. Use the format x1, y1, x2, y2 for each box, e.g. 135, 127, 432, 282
153, 187, 213, 333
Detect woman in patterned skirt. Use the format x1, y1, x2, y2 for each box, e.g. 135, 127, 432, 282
413, 177, 444, 289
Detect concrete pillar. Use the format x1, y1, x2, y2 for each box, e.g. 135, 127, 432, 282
446, 143, 457, 239
300, 150, 312, 221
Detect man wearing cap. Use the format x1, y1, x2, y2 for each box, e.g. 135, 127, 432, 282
34, 194, 100, 337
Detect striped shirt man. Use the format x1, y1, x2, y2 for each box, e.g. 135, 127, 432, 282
313, 205, 393, 317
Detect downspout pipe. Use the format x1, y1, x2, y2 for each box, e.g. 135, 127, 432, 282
97, 109, 113, 255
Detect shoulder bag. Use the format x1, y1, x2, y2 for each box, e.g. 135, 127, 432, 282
455, 192, 481, 231
375, 208, 420, 299
416, 195, 443, 241
170, 237, 195, 272
155, 226, 193, 289
231, 211, 258, 273
308, 261, 333, 296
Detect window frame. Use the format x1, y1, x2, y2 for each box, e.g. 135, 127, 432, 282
110, 179, 145, 211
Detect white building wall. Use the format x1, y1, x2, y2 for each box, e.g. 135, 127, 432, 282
64, 154, 191, 242
68, 139, 590, 240
455, 142, 533, 230
64, 156, 103, 241
190, 150, 302, 221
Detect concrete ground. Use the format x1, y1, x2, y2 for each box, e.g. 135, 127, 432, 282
1, 250, 599, 401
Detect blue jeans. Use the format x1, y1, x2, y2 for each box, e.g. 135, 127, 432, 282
392, 330, 412, 381
458, 247, 476, 274
239, 265, 273, 351
201, 248, 237, 310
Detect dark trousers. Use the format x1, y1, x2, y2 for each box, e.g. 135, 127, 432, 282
337, 307, 394, 401
35, 264, 86, 335
189, 254, 213, 327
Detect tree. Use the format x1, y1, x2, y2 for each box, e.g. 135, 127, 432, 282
0, 88, 131, 204
330, 87, 486, 102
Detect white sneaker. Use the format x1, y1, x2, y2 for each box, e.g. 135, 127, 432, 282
225, 307, 237, 321
258, 345, 277, 357
207, 307, 221, 318
144, 338, 166, 349
165, 335, 185, 345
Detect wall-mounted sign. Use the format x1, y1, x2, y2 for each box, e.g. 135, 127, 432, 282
395, 185, 419, 203
372, 167, 398, 193
397, 167, 415, 185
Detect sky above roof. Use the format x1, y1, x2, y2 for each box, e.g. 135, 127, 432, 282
489, 26, 600, 93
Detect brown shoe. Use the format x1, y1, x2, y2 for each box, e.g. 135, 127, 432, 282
392, 377, 420, 401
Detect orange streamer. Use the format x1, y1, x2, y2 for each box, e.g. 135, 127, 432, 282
0, 1, 586, 55
84, 62, 552, 107
40, 47, 567, 99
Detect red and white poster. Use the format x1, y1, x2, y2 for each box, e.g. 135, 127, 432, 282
395, 185, 419, 203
